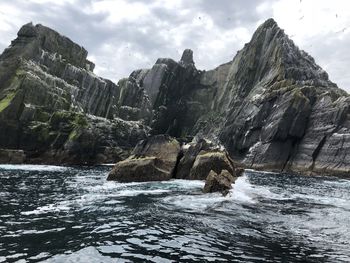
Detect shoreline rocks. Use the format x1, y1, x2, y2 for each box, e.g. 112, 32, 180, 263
107, 135, 241, 184
107, 135, 180, 182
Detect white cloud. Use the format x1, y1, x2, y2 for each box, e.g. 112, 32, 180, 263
86, 0, 151, 24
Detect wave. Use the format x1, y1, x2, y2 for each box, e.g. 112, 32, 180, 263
0, 164, 68, 172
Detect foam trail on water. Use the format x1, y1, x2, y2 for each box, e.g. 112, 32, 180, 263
0, 164, 68, 172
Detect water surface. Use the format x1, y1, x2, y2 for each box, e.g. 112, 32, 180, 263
0, 165, 349, 262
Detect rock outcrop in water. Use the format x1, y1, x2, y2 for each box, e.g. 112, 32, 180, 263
203, 170, 237, 196
107, 135, 180, 182
107, 135, 239, 183
0, 19, 349, 176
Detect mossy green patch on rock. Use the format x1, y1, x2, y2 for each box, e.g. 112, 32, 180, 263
34, 109, 51, 122
0, 91, 17, 112
73, 114, 88, 128
49, 111, 88, 130
68, 129, 79, 141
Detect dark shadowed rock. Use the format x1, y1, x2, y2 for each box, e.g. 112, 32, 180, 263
0, 149, 25, 164
175, 139, 216, 179
180, 49, 194, 67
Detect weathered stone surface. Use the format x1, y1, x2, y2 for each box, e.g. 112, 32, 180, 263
175, 139, 216, 179
203, 170, 237, 196
190, 19, 349, 176
111, 18, 349, 177
107, 135, 180, 182
189, 151, 235, 180
131, 135, 181, 173
0, 23, 149, 164
107, 157, 170, 182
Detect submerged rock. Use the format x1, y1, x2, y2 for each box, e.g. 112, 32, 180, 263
203, 170, 237, 196
107, 135, 180, 182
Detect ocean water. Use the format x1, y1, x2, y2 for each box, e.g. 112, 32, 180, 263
0, 165, 349, 262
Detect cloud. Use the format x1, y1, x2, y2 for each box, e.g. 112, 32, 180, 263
271, 0, 350, 90
0, 0, 349, 92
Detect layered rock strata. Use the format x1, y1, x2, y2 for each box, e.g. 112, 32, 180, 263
0, 19, 349, 176
0, 23, 148, 164
113, 19, 349, 176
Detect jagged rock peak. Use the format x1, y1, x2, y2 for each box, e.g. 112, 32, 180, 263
239, 18, 337, 88
3, 22, 93, 70
18, 22, 37, 37
180, 49, 195, 66
259, 18, 278, 30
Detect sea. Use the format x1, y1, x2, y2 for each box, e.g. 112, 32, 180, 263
0, 165, 349, 262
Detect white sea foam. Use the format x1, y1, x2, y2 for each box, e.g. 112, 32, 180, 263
231, 176, 255, 203
115, 189, 170, 197
21, 203, 71, 215
162, 179, 204, 189
245, 168, 280, 175
100, 163, 116, 167
0, 164, 68, 172
162, 192, 233, 211
42, 247, 117, 263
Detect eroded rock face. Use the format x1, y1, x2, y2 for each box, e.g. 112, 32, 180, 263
107, 157, 170, 182
0, 23, 149, 164
189, 151, 235, 180
192, 19, 349, 176
0, 149, 25, 164
203, 170, 237, 196
0, 19, 349, 176
112, 18, 349, 176
175, 139, 215, 179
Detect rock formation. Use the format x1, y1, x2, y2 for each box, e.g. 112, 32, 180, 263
0, 22, 148, 164
0, 19, 349, 176
203, 170, 237, 196
107, 135, 180, 182
107, 135, 239, 182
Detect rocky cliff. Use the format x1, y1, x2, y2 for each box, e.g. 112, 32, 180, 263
0, 22, 148, 164
0, 19, 349, 176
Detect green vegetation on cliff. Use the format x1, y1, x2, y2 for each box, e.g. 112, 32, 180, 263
0, 91, 17, 112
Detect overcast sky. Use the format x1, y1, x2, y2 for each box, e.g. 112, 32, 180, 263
0, 0, 349, 92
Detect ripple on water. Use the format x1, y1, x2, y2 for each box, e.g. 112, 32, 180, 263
0, 166, 350, 262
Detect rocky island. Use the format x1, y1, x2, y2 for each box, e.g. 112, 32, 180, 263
0, 18, 349, 179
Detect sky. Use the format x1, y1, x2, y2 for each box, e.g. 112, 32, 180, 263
0, 0, 349, 92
